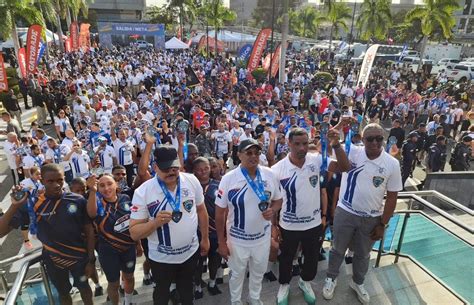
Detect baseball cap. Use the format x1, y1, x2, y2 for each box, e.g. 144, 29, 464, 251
462, 135, 472, 142
238, 138, 261, 152
245, 124, 252, 129
97, 136, 107, 143
176, 112, 184, 117
153, 145, 180, 170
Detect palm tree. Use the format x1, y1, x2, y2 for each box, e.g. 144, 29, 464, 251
326, 2, 351, 53
296, 5, 325, 38
356, 0, 392, 42
67, 0, 91, 23
406, 0, 460, 70
0, 0, 44, 57
205, 0, 236, 55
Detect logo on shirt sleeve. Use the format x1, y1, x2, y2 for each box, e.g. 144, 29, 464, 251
217, 189, 223, 199
130, 205, 139, 213
373, 176, 385, 188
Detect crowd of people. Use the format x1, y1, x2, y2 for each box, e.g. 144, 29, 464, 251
0, 44, 472, 305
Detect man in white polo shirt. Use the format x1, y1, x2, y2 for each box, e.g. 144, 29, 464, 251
322, 123, 402, 304
271, 127, 350, 305
111, 124, 136, 187
93, 136, 117, 174
63, 140, 91, 179
129, 145, 210, 305
216, 138, 283, 305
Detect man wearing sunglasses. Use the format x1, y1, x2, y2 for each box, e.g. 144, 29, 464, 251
323, 123, 402, 304
129, 145, 210, 305
215, 138, 283, 305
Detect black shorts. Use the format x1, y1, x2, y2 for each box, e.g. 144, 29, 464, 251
98, 242, 136, 283
141, 238, 149, 259
208, 236, 218, 257
43, 254, 89, 295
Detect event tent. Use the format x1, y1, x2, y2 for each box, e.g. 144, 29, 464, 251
165, 37, 189, 49
0, 28, 64, 49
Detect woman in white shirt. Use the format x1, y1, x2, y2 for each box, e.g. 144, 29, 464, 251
54, 109, 72, 141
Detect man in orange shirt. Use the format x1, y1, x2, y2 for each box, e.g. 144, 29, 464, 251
192, 104, 206, 133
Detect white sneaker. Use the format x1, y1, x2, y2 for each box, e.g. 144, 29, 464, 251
322, 277, 337, 300
298, 278, 316, 304
248, 298, 263, 305
349, 279, 370, 304
277, 284, 290, 305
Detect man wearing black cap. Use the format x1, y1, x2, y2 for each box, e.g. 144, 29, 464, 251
428, 135, 447, 172
129, 145, 210, 305
215, 138, 283, 305
450, 136, 472, 171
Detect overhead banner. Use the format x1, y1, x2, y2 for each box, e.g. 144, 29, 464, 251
26, 24, 42, 77
269, 42, 286, 78
238, 44, 253, 61
357, 44, 380, 88
247, 28, 272, 73
0, 53, 8, 92
70, 21, 79, 51
18, 48, 27, 79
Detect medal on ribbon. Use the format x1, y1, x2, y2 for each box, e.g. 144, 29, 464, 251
157, 176, 182, 223
241, 168, 269, 212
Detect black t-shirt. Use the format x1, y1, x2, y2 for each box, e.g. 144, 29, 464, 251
34, 192, 91, 268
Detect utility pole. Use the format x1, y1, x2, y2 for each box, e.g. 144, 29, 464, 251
279, 0, 289, 83
268, 0, 276, 82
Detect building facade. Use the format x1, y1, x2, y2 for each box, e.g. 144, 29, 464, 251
229, 0, 258, 24
89, 0, 146, 22
455, 0, 474, 41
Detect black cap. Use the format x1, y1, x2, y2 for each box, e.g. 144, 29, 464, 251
408, 131, 419, 138
153, 145, 180, 170
176, 112, 184, 117
462, 135, 472, 142
238, 138, 261, 152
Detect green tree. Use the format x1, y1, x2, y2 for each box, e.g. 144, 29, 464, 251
147, 5, 178, 32
356, 0, 392, 42
294, 5, 325, 38
204, 0, 236, 55
406, 0, 460, 67
327, 2, 351, 53
0, 0, 44, 56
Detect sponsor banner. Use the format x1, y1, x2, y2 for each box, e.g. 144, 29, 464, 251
65, 37, 72, 53
18, 48, 27, 79
357, 44, 379, 88
79, 23, 91, 52
0, 53, 8, 92
269, 42, 286, 78
238, 44, 252, 61
263, 53, 271, 71
197, 35, 224, 52
70, 21, 79, 51
247, 28, 272, 73
36, 40, 45, 65
26, 24, 42, 77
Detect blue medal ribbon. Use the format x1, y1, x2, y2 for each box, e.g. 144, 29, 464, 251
27, 181, 40, 235
157, 177, 181, 212
96, 192, 105, 217
53, 147, 62, 164
345, 129, 353, 155
32, 155, 43, 167
241, 167, 268, 202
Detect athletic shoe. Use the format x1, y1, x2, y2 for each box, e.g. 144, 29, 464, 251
194, 289, 203, 300
23, 241, 34, 251
277, 284, 290, 305
349, 279, 370, 304
322, 277, 337, 300
345, 255, 353, 264
142, 277, 153, 286
170, 289, 180, 305
207, 283, 222, 295
248, 298, 263, 305
298, 278, 316, 304
264, 271, 277, 282
292, 264, 300, 276
94, 286, 103, 297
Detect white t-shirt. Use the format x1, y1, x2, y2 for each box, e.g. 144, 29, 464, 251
69, 151, 91, 178
271, 154, 323, 231
216, 165, 283, 247
4, 141, 18, 169
95, 145, 115, 173
130, 173, 205, 264
54, 117, 72, 133
211, 131, 232, 154
23, 154, 45, 171
20, 178, 44, 198
338, 145, 402, 217
45, 145, 72, 171
112, 139, 134, 166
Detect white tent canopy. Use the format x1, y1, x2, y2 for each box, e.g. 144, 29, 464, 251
0, 28, 64, 49
165, 37, 189, 49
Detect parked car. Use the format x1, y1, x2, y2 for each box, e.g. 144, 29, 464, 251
447, 64, 474, 82
134, 40, 153, 49
437, 58, 461, 66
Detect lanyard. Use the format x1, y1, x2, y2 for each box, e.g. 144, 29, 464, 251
241, 167, 268, 202
33, 155, 43, 166
320, 123, 329, 176
157, 176, 181, 212
53, 147, 62, 163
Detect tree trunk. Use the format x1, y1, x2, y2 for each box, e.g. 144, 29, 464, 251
328, 24, 334, 54
11, 17, 21, 60
56, 13, 65, 53
66, 8, 72, 28
417, 35, 428, 73
279, 0, 289, 83
214, 26, 218, 57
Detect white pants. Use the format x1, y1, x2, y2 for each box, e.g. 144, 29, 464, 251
36, 106, 47, 126
227, 238, 270, 303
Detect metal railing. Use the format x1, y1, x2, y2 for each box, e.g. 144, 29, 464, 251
374, 191, 472, 304
2, 249, 55, 305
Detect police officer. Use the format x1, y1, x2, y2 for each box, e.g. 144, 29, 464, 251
401, 132, 419, 190
428, 136, 447, 172
450, 136, 472, 171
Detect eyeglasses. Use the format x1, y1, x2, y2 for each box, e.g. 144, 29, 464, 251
364, 135, 384, 143
244, 150, 261, 156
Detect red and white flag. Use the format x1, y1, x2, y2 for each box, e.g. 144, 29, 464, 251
26, 24, 42, 77
0, 53, 8, 92
247, 28, 272, 73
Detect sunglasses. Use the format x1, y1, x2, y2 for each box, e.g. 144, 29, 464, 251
365, 135, 384, 143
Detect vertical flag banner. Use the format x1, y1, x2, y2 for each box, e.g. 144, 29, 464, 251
26, 24, 43, 77
65, 37, 72, 53
237, 44, 253, 61
270, 42, 287, 78
36, 40, 46, 65
0, 53, 8, 92
79, 23, 91, 51
247, 28, 272, 73
397, 44, 408, 63
18, 48, 27, 79
263, 53, 272, 71
70, 21, 79, 51
357, 44, 380, 88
